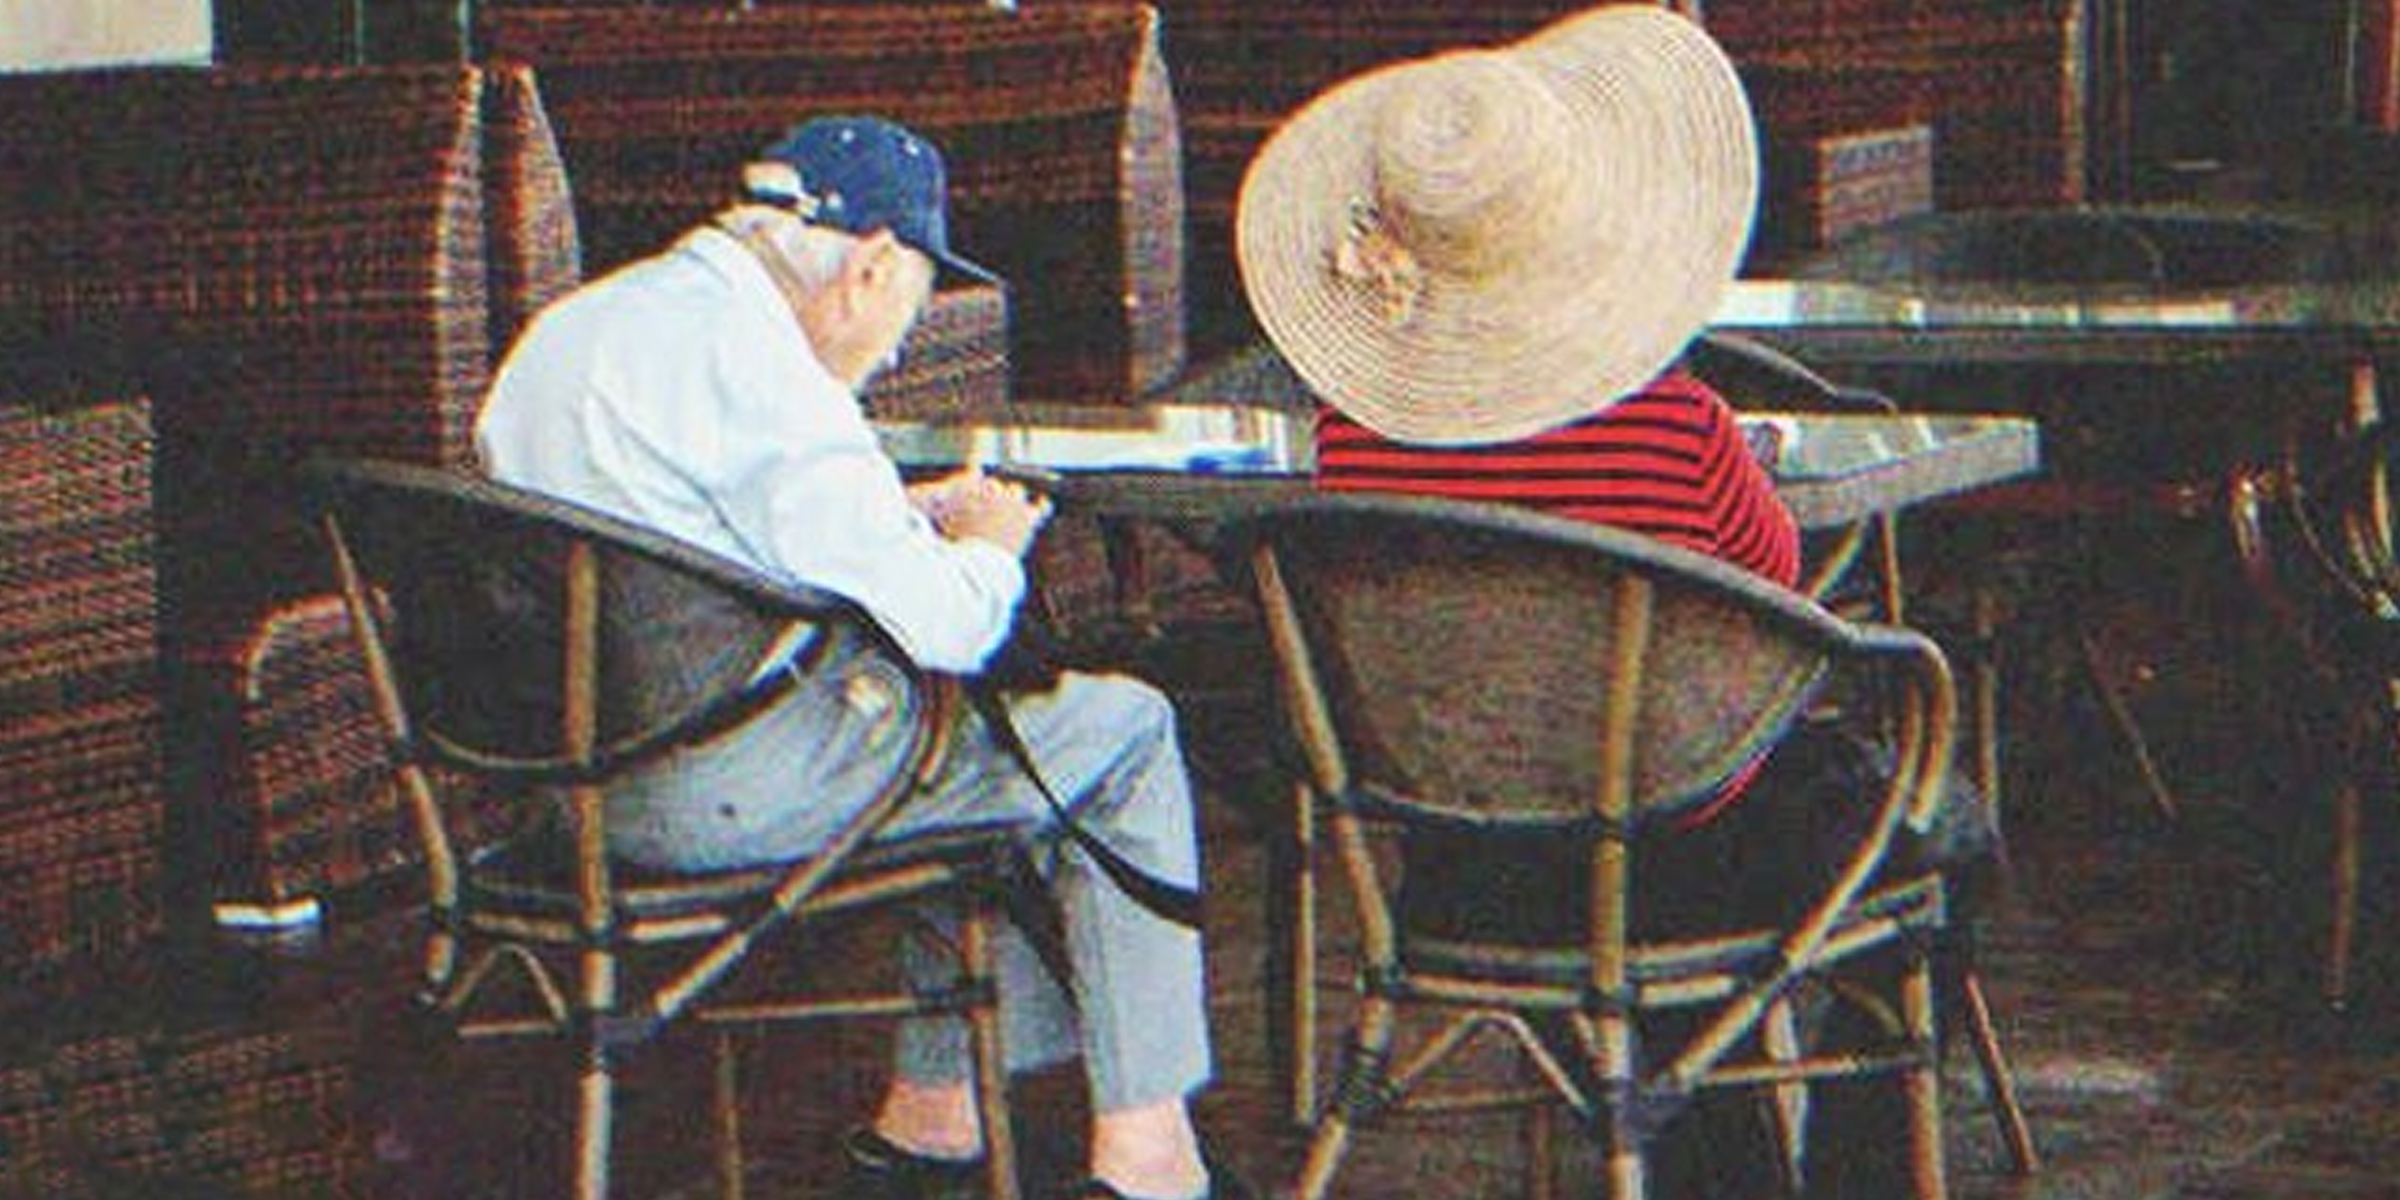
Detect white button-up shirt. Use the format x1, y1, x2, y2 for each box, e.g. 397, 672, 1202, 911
475, 225, 1025, 672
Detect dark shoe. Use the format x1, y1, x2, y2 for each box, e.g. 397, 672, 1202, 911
842, 1127, 985, 1200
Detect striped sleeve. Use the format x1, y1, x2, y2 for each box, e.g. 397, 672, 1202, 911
1313, 370, 1800, 589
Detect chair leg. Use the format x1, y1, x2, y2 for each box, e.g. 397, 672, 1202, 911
574, 1042, 615, 1200
1764, 998, 1809, 1193
1591, 1012, 1645, 1200
2074, 624, 2182, 822
1524, 1101, 1557, 1200
1293, 1000, 1393, 1200
1958, 972, 2039, 1176
961, 909, 1021, 1200
1971, 585, 2005, 840
714, 1031, 746, 1200
1287, 778, 1320, 1129
2325, 776, 2363, 1010
1901, 962, 1950, 1200
1602, 1109, 1647, 1200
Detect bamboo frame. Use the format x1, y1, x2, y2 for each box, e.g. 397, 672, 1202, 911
310, 459, 1024, 1200
1245, 496, 1973, 1200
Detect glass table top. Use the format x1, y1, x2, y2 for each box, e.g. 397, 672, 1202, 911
876, 403, 1313, 477
874, 400, 2038, 532
1710, 204, 2400, 356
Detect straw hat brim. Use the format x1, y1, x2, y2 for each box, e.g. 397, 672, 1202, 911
1236, 5, 1758, 445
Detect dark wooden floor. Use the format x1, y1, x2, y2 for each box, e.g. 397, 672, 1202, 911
11, 524, 2400, 1200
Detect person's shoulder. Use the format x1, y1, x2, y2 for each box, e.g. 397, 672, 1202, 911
563, 244, 760, 345
1591, 368, 1727, 429
1633, 367, 1729, 408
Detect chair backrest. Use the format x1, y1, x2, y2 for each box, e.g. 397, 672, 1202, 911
1684, 331, 1896, 415
1235, 493, 1851, 827
0, 63, 586, 904
304, 458, 901, 782
2236, 419, 2400, 665
0, 382, 166, 971
476, 1, 1181, 406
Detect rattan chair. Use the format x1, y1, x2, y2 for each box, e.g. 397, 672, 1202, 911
1686, 331, 1907, 611
1232, 493, 1965, 1200
2231, 417, 2400, 1007
303, 457, 1032, 1200
1690, 333, 2038, 1176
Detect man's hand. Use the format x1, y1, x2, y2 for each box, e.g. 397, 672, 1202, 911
914, 467, 1051, 557
907, 465, 988, 523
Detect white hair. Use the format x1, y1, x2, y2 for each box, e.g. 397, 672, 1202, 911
717, 204, 855, 290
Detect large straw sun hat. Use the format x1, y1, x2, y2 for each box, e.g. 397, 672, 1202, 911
1236, 5, 1758, 445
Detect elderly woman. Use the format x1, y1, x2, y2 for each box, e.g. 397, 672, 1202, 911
1236, 8, 1991, 1198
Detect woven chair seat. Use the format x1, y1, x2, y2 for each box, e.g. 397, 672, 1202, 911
1398, 875, 1945, 995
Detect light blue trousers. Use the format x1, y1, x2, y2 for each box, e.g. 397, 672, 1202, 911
605, 648, 1212, 1113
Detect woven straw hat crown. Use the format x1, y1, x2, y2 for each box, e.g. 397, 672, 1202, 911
1237, 5, 1758, 445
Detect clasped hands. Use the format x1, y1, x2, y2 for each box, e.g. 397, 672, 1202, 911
908, 465, 1053, 557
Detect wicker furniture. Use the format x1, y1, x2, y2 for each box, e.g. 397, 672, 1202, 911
0, 64, 587, 919
1757, 122, 1937, 256
0, 1019, 356, 1198
0, 389, 166, 974
1232, 492, 1965, 1200
304, 457, 1033, 1200
1684, 332, 2038, 1175
475, 1, 1181, 408
2230, 417, 2400, 1008
1710, 0, 2089, 209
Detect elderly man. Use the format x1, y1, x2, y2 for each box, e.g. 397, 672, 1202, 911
476, 115, 1234, 1200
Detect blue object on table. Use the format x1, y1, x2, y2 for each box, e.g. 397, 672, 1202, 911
1184, 445, 1283, 474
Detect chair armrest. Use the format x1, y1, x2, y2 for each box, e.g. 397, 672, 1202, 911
1688, 331, 1899, 414
1842, 621, 1960, 835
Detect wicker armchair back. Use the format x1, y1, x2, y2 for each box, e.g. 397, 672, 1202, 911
0, 64, 583, 908
479, 2, 1184, 407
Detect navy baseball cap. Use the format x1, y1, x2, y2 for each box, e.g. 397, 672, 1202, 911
744, 116, 1000, 286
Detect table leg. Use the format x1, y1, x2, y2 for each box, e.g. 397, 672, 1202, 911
2325, 774, 2362, 1009
1971, 585, 2009, 864
1278, 777, 1319, 1130
2074, 623, 2182, 822
1097, 516, 1161, 644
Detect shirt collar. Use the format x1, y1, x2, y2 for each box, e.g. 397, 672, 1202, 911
677, 223, 850, 399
